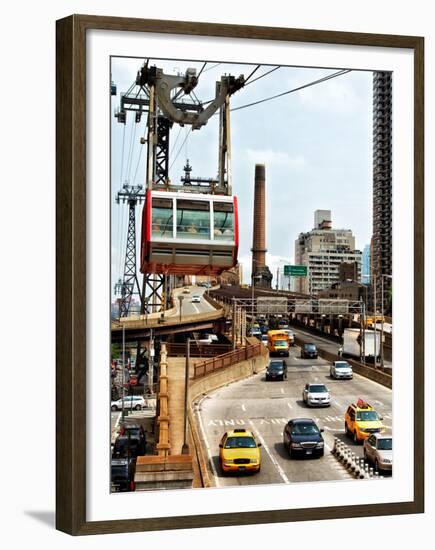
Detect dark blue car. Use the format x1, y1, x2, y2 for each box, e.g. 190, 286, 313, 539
283, 418, 324, 458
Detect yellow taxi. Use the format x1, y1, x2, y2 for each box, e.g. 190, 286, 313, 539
345, 399, 385, 443
219, 428, 261, 474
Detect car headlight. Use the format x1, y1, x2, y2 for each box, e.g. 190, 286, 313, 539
291, 442, 302, 448
223, 460, 234, 465
250, 459, 259, 464
316, 442, 324, 448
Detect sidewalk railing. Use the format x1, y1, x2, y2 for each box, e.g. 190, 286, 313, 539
193, 342, 265, 378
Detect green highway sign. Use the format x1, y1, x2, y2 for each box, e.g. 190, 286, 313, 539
284, 265, 308, 277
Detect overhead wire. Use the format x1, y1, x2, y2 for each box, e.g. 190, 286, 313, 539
125, 116, 137, 183
169, 126, 193, 171
231, 69, 351, 112
245, 65, 281, 86
203, 62, 221, 73
197, 62, 207, 79
244, 65, 261, 84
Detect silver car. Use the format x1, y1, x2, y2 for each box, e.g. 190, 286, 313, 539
363, 433, 393, 472
330, 360, 353, 379
302, 383, 331, 407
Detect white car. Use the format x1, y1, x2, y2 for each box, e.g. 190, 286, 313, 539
191, 294, 201, 303
111, 396, 145, 411
330, 360, 353, 379
302, 383, 331, 407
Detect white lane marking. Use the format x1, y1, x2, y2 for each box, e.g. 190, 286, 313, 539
241, 404, 246, 412
197, 394, 220, 486
333, 401, 342, 409
287, 402, 293, 409
114, 412, 121, 430
249, 420, 290, 484
280, 388, 284, 394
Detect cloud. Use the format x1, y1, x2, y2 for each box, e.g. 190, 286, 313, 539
245, 149, 306, 169
296, 75, 363, 114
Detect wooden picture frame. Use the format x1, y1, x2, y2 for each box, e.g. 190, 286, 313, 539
56, 14, 424, 535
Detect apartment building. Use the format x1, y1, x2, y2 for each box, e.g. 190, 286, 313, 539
294, 210, 362, 295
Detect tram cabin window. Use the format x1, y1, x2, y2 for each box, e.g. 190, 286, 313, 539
152, 198, 173, 238
213, 202, 234, 240
176, 200, 210, 240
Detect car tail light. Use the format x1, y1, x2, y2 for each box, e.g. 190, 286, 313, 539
130, 480, 135, 491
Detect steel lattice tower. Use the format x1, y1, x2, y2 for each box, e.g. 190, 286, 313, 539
115, 183, 145, 317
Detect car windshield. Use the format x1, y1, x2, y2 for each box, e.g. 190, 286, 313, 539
377, 438, 392, 450
305, 344, 316, 350
224, 436, 257, 449
335, 362, 350, 369
291, 423, 320, 435
356, 410, 380, 421
111, 465, 128, 478
269, 363, 283, 371
308, 385, 327, 393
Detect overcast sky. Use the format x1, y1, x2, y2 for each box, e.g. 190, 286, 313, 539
111, 57, 373, 295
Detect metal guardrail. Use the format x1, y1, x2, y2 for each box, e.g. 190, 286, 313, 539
193, 342, 265, 378
166, 342, 232, 357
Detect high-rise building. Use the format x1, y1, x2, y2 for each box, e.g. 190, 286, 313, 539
372, 71, 392, 311
362, 244, 371, 284
294, 210, 362, 295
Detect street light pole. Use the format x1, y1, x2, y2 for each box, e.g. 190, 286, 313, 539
381, 274, 392, 368
182, 338, 190, 454
178, 295, 184, 324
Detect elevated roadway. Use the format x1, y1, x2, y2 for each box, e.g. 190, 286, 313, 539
195, 342, 392, 488
111, 286, 225, 342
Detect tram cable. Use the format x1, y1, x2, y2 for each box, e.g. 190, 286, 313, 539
244, 65, 261, 84
169, 126, 193, 171
231, 69, 351, 112
245, 65, 280, 86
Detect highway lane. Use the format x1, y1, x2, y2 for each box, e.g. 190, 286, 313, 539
195, 344, 392, 488
292, 326, 393, 370
173, 285, 216, 317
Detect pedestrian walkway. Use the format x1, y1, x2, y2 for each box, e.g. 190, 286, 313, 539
166, 357, 191, 455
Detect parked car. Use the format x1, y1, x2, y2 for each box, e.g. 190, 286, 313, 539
302, 383, 331, 407
266, 359, 287, 381
283, 418, 324, 458
363, 433, 392, 473
301, 343, 318, 359
344, 399, 385, 443
120, 423, 146, 455
111, 395, 145, 411
111, 458, 136, 492
112, 435, 142, 459
330, 360, 353, 379
219, 428, 261, 474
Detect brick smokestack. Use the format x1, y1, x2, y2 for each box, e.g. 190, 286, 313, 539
251, 164, 272, 288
